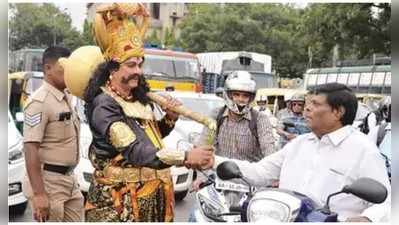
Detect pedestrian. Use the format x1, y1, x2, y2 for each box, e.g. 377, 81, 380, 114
22, 46, 84, 222
63, 3, 213, 222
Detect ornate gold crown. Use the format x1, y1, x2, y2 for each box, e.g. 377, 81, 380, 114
93, 3, 150, 63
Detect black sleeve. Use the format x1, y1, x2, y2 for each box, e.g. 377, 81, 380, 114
91, 95, 173, 170
90, 97, 124, 144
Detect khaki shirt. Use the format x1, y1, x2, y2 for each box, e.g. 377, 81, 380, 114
23, 81, 80, 166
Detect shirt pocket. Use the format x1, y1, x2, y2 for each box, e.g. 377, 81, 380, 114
319, 165, 352, 204
64, 119, 76, 139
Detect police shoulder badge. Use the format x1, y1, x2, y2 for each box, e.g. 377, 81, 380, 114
24, 112, 42, 127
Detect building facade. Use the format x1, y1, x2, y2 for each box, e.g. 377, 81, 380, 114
86, 3, 189, 46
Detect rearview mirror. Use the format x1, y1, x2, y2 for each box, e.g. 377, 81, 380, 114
342, 177, 387, 204
216, 161, 243, 180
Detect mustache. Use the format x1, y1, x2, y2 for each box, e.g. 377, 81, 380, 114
121, 74, 140, 84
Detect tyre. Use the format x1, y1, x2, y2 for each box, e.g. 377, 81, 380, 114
174, 190, 188, 201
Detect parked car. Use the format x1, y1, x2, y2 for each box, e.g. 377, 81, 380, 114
74, 92, 225, 201
8, 110, 28, 214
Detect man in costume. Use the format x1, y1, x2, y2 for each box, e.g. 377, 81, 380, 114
64, 3, 214, 222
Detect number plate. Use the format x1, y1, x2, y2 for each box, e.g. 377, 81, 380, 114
215, 177, 249, 192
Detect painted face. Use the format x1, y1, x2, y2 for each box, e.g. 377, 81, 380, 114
304, 94, 342, 136
112, 57, 144, 90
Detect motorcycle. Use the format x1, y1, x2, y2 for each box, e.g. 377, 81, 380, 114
190, 171, 253, 222
192, 161, 388, 222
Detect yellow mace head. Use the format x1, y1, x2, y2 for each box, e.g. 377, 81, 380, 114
59, 45, 104, 99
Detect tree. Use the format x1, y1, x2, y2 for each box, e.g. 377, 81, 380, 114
180, 3, 308, 78
81, 18, 95, 46
163, 27, 178, 48
9, 3, 87, 51
146, 30, 162, 46
301, 3, 391, 67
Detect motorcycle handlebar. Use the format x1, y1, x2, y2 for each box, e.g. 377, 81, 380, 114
199, 180, 214, 189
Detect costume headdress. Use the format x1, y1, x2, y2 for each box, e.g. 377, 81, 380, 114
59, 3, 150, 98
94, 3, 150, 62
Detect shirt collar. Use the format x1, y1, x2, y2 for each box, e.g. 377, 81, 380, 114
43, 81, 65, 101
307, 125, 354, 147
325, 125, 354, 147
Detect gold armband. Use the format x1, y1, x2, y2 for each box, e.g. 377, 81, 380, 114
156, 149, 185, 166
109, 121, 136, 150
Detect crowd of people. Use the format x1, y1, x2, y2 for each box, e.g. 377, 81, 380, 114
19, 2, 390, 223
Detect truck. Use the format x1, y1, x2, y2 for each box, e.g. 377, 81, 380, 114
197, 51, 277, 93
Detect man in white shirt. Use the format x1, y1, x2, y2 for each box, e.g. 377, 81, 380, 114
213, 83, 390, 222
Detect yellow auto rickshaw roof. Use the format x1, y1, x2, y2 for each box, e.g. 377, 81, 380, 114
8, 72, 26, 80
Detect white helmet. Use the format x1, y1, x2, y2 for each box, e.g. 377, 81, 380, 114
223, 71, 256, 115
256, 94, 268, 103
290, 93, 305, 102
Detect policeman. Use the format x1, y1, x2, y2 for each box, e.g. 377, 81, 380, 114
22, 46, 84, 222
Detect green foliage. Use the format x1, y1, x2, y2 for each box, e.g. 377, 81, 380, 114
146, 30, 162, 46
81, 18, 95, 46
163, 27, 178, 48
9, 3, 89, 51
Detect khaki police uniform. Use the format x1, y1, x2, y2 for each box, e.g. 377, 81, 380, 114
21, 81, 84, 222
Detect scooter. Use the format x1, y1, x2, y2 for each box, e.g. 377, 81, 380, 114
205, 161, 388, 222
190, 170, 253, 222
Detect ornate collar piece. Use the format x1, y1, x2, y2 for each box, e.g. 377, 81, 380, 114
101, 86, 154, 120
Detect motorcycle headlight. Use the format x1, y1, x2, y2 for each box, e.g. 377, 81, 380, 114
247, 198, 290, 222
9, 141, 24, 164
247, 189, 303, 222
79, 136, 92, 159
197, 193, 224, 220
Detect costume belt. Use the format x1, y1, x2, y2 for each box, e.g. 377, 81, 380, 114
95, 166, 171, 185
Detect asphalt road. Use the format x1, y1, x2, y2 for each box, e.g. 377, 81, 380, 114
9, 191, 196, 222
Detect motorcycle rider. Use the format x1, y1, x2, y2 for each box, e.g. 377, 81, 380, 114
253, 94, 272, 117
189, 71, 276, 221
276, 93, 311, 147
367, 96, 391, 146
215, 87, 224, 98
361, 96, 391, 134
211, 83, 391, 222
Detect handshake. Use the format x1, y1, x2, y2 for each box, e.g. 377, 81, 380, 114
183, 145, 214, 170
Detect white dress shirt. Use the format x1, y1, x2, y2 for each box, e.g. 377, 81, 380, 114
215, 125, 391, 222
